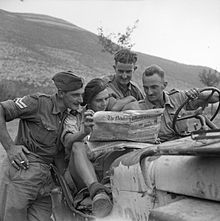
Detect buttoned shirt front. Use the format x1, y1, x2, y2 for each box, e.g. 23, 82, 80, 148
138, 90, 189, 141
103, 75, 144, 100
0, 93, 64, 163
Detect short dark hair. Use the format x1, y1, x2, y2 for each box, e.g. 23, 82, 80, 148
142, 64, 165, 79
83, 78, 108, 106
114, 49, 137, 64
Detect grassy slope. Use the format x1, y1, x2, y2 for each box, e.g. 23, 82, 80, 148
0, 9, 211, 91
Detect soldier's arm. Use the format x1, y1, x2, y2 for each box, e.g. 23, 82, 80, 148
122, 100, 141, 111
110, 96, 137, 111
62, 110, 94, 151
0, 105, 15, 153
198, 90, 219, 103
186, 89, 219, 110
62, 129, 89, 151
0, 95, 38, 169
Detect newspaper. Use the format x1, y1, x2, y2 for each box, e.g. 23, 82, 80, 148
89, 108, 164, 143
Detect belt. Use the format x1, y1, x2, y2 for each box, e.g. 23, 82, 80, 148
27, 152, 53, 166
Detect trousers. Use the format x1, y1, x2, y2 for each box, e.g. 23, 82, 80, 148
0, 156, 54, 221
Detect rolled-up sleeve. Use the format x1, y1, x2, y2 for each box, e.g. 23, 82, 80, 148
0, 95, 38, 121
61, 114, 81, 144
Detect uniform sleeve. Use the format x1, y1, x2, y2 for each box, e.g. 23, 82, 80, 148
0, 94, 39, 121
61, 114, 81, 144
106, 96, 117, 110
177, 90, 188, 103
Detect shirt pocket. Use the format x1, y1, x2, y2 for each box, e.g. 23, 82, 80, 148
34, 120, 58, 147
9, 162, 48, 186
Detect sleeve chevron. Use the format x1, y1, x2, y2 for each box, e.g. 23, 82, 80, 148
14, 97, 28, 109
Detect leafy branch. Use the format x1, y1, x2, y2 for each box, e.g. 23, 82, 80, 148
97, 19, 139, 54
199, 69, 220, 87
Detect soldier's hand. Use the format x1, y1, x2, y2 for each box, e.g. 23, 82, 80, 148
7, 145, 30, 170
83, 109, 95, 135
125, 95, 137, 102
186, 88, 200, 100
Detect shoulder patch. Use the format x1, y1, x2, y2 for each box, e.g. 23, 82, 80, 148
168, 88, 180, 96
14, 97, 27, 109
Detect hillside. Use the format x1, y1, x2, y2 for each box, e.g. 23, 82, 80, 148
0, 9, 210, 93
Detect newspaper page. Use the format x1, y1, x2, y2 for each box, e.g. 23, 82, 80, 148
89, 108, 164, 143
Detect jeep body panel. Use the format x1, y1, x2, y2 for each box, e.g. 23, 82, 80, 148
110, 137, 220, 220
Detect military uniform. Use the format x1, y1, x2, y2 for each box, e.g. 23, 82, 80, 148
61, 110, 83, 159
0, 93, 65, 221
61, 110, 132, 183
103, 75, 144, 100
138, 89, 191, 142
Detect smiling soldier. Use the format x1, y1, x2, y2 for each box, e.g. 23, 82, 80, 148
103, 48, 144, 103
0, 71, 106, 221
123, 64, 220, 142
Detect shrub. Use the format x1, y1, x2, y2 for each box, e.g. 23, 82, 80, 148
0, 78, 55, 101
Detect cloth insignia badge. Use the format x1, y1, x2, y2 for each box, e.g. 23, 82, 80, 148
14, 97, 27, 109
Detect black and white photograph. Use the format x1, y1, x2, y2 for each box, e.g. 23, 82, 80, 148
0, 0, 220, 220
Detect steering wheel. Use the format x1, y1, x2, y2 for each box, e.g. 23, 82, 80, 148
172, 87, 220, 137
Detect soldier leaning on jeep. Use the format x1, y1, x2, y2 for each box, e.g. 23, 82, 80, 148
0, 71, 111, 221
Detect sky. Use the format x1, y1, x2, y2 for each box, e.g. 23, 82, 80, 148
0, 0, 220, 70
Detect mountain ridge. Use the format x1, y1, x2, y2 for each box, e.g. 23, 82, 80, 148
0, 9, 211, 92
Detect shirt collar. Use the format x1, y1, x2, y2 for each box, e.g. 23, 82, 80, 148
118, 83, 132, 95
51, 94, 84, 117
69, 106, 84, 116
112, 75, 132, 92
144, 91, 174, 109
51, 94, 62, 115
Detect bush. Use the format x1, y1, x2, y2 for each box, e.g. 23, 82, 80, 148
0, 78, 55, 101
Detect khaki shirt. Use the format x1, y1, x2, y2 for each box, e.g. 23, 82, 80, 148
103, 75, 144, 100
61, 95, 117, 149
138, 90, 190, 142
61, 112, 82, 144
1, 93, 64, 163
61, 109, 93, 160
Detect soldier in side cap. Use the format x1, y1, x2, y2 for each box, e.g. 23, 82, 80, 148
60, 78, 138, 218
0, 71, 107, 220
